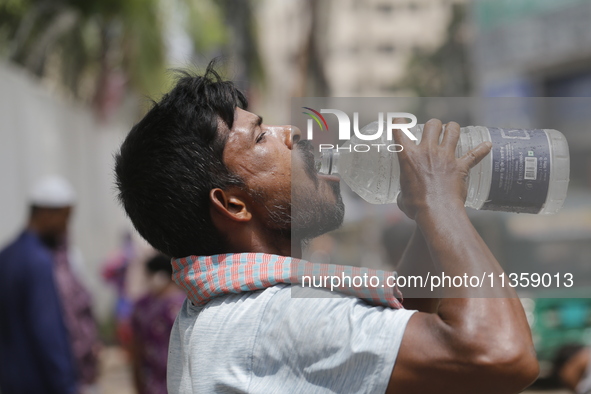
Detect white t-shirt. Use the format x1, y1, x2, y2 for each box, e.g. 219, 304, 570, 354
167, 284, 416, 393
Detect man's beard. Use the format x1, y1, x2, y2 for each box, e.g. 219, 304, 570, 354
39, 233, 61, 250
291, 179, 345, 241
250, 140, 345, 241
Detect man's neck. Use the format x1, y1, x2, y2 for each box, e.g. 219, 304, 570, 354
221, 220, 303, 258
234, 241, 301, 259
227, 233, 302, 259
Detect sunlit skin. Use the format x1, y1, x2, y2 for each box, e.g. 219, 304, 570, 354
210, 107, 339, 258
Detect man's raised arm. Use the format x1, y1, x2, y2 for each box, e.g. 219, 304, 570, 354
387, 119, 539, 394
395, 226, 439, 313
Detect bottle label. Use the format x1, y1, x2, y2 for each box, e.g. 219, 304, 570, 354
481, 128, 551, 214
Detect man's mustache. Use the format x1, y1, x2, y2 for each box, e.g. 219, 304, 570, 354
296, 140, 319, 186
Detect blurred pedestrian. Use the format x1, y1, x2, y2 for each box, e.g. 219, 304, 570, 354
553, 343, 591, 394
102, 232, 135, 351
0, 176, 78, 394
130, 254, 184, 394
52, 231, 101, 392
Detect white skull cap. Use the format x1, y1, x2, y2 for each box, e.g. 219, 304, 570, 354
29, 175, 76, 207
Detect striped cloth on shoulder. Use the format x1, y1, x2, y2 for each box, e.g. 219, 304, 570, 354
171, 253, 403, 309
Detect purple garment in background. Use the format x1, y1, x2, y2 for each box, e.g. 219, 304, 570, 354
53, 244, 100, 386
131, 291, 185, 394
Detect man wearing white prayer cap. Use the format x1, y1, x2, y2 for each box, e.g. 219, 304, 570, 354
27, 175, 76, 249
29, 175, 77, 208
0, 175, 81, 394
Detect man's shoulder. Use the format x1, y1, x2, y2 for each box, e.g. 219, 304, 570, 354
0, 231, 52, 268
176, 284, 375, 319
178, 284, 411, 323
169, 285, 416, 394
176, 284, 415, 348
258, 284, 416, 339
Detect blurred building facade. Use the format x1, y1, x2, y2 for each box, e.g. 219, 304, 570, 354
322, 0, 467, 97
471, 0, 591, 98
254, 0, 466, 123
471, 0, 591, 152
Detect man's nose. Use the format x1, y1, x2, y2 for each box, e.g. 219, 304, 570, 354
283, 126, 301, 149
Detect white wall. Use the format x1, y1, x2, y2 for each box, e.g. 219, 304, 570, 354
0, 62, 138, 320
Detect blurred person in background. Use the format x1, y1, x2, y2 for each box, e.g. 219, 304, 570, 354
102, 232, 136, 352
52, 222, 101, 391
0, 176, 78, 394
130, 253, 184, 394
553, 344, 591, 394
0, 175, 100, 394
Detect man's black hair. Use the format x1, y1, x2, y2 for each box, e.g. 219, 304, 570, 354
115, 61, 247, 258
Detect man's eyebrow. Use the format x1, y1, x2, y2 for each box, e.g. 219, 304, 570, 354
252, 115, 263, 127
249, 115, 263, 140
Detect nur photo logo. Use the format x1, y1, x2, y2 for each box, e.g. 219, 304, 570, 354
302, 107, 418, 152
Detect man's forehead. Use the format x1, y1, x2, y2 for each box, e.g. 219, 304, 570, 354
219, 108, 261, 143
232, 108, 262, 130
219, 109, 259, 157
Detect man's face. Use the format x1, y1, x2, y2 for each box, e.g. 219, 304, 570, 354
222, 108, 344, 239
35, 206, 71, 249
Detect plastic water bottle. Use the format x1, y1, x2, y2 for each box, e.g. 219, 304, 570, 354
316, 122, 570, 214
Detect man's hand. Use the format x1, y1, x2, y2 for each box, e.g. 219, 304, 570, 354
387, 118, 538, 394
394, 118, 491, 220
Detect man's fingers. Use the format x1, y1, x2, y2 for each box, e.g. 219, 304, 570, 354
391, 117, 415, 157
459, 141, 492, 169
420, 118, 443, 147
441, 122, 460, 150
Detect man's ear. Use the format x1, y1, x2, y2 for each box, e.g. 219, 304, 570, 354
209, 188, 252, 222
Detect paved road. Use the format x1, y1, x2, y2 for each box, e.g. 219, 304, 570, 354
97, 347, 134, 394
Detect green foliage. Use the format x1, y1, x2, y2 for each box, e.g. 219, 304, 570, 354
184, 0, 227, 53
0, 0, 263, 111
400, 4, 471, 97
0, 0, 166, 102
